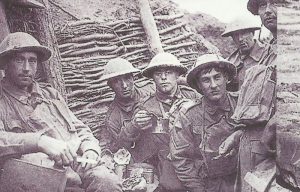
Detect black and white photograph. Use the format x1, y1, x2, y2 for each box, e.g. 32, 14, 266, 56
0, 0, 298, 191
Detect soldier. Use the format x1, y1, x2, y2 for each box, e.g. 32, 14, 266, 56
219, 0, 278, 191
222, 18, 265, 91
101, 57, 155, 161
129, 52, 201, 191
0, 32, 122, 192
169, 54, 238, 192
247, 0, 277, 65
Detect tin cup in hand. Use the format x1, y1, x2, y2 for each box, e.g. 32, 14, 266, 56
152, 116, 169, 134
115, 164, 127, 179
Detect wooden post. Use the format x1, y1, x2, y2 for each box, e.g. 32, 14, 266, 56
0, 1, 10, 80
137, 0, 164, 55
32, 0, 66, 97
0, 1, 9, 40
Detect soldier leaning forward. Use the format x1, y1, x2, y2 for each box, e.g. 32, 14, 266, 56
0, 32, 122, 191
126, 52, 201, 191
222, 18, 265, 91
101, 57, 155, 157
169, 54, 239, 192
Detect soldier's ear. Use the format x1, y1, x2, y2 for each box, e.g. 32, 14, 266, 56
222, 70, 229, 83
1, 62, 8, 71
107, 79, 113, 88
174, 70, 180, 78
195, 80, 203, 92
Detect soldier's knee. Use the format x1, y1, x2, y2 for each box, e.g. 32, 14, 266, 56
82, 165, 122, 192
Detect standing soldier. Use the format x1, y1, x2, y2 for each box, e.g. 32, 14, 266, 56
130, 52, 201, 191
219, 0, 277, 191
0, 32, 122, 191
101, 57, 155, 161
169, 54, 239, 192
247, 0, 277, 66
222, 18, 265, 91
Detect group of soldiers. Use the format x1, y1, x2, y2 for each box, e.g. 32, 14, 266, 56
0, 0, 279, 191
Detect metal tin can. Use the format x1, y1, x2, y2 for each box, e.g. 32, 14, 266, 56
127, 163, 154, 184
142, 167, 154, 184
115, 164, 127, 179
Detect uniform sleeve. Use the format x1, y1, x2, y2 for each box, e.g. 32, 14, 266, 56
104, 111, 141, 153
56, 92, 101, 155
0, 119, 42, 159
169, 112, 205, 191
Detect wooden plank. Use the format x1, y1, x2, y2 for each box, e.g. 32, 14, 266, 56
137, 0, 163, 55
0, 1, 9, 80
10, 0, 45, 9
0, 1, 9, 41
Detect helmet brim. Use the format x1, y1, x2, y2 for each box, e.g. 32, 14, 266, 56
221, 27, 261, 37
0, 45, 52, 62
142, 65, 187, 78
186, 61, 236, 94
100, 68, 140, 81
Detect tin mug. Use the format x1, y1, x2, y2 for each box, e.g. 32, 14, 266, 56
152, 117, 169, 134
115, 164, 127, 179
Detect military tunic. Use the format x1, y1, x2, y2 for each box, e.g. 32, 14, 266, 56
170, 92, 238, 192
227, 41, 265, 91
0, 79, 122, 192
235, 38, 277, 192
134, 85, 201, 191
103, 84, 155, 163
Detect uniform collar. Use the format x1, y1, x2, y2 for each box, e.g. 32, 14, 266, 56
202, 93, 231, 115
155, 86, 182, 105
115, 87, 140, 112
249, 41, 265, 61
2, 79, 46, 105
229, 41, 263, 63
269, 38, 277, 54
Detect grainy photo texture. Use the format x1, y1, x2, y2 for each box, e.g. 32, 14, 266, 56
0, 0, 296, 191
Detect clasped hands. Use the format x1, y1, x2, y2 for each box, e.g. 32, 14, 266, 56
37, 135, 99, 171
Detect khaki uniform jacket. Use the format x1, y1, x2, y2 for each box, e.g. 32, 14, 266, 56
235, 38, 277, 192
138, 85, 201, 162
169, 93, 238, 192
227, 41, 265, 91
103, 85, 154, 161
0, 80, 101, 160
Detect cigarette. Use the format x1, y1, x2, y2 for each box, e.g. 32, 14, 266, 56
76, 157, 98, 164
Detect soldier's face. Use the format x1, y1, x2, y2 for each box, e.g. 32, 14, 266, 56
152, 68, 179, 95
196, 67, 228, 102
231, 30, 255, 54
6, 51, 38, 90
258, 0, 277, 33
109, 74, 134, 99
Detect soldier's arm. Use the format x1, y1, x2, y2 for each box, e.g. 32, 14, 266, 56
105, 114, 139, 152
55, 91, 101, 156
169, 113, 205, 192
0, 120, 42, 159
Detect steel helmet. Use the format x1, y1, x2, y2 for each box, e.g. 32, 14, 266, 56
187, 54, 236, 93
0, 32, 52, 65
100, 57, 140, 81
142, 52, 187, 78
222, 18, 261, 37
247, 0, 260, 15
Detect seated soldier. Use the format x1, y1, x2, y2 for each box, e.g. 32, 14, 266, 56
101, 57, 154, 158
128, 52, 201, 191
0, 32, 122, 192
169, 54, 239, 192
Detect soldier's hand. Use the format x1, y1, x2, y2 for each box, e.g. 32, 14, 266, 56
218, 130, 243, 156
38, 135, 77, 167
132, 110, 153, 130
78, 150, 99, 172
